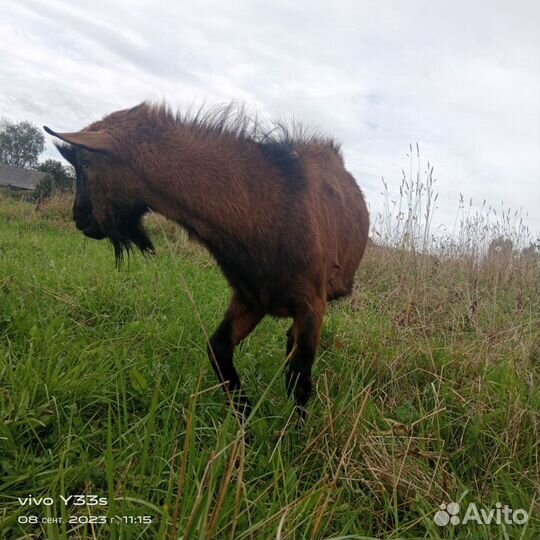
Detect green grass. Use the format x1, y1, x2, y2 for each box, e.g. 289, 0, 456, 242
0, 194, 539, 539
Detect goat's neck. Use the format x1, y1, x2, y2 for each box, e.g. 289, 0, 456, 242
137, 136, 260, 242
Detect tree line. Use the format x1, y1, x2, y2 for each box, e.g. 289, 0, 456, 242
0, 118, 74, 200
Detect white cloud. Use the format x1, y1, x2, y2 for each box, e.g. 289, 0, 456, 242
1, 0, 538, 235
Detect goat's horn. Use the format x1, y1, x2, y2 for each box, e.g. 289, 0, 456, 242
43, 126, 115, 153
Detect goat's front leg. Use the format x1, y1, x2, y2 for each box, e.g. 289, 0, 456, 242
208, 295, 263, 418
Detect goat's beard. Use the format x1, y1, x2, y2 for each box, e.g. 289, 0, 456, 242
107, 218, 155, 266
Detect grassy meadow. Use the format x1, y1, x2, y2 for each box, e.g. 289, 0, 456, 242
0, 181, 539, 539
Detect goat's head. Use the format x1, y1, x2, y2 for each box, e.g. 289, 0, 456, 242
43, 126, 154, 263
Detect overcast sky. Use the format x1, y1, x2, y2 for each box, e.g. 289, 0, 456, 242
1, 0, 539, 237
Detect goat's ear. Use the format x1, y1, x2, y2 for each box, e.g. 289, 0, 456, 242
43, 126, 115, 154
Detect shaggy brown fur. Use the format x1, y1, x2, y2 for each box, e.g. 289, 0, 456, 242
44, 102, 370, 417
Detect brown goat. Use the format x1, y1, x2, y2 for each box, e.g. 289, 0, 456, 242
44, 102, 369, 417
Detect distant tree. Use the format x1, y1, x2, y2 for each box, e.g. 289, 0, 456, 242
35, 159, 75, 201
0, 119, 45, 169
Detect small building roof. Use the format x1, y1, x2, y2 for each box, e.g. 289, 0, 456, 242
0, 163, 46, 190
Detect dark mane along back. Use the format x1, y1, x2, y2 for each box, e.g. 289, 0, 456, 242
142, 101, 342, 157
139, 103, 343, 189
257, 141, 304, 189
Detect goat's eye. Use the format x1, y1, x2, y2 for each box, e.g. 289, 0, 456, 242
80, 160, 90, 169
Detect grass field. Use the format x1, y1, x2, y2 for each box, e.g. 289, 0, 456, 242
0, 191, 539, 539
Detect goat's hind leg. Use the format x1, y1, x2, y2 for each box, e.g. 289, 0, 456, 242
285, 298, 326, 417
286, 325, 295, 358
208, 295, 263, 418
